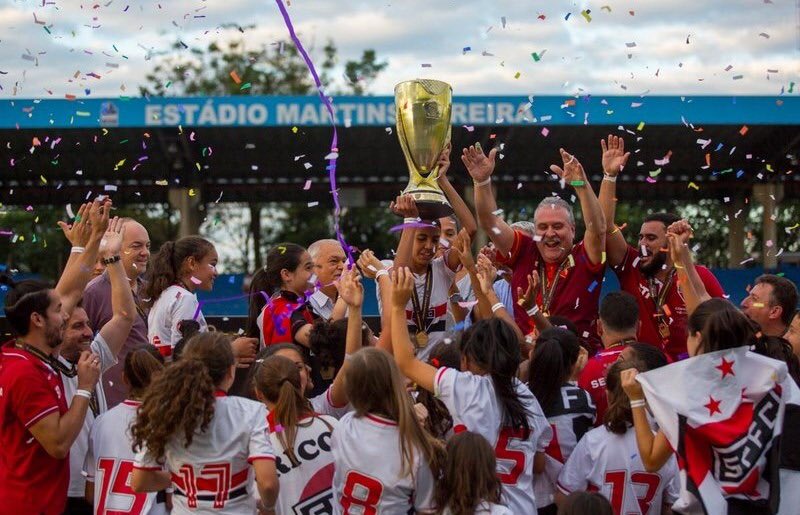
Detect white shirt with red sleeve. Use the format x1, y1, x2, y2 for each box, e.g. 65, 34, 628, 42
332, 412, 436, 514
310, 386, 351, 419
434, 367, 552, 514
134, 394, 274, 514
147, 284, 208, 360
84, 400, 167, 515
557, 425, 680, 515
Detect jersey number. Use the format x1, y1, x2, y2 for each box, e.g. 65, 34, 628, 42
178, 463, 232, 509
494, 426, 531, 485
96, 458, 147, 515
341, 471, 384, 515
604, 470, 661, 515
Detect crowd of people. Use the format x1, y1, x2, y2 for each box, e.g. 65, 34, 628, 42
2, 136, 800, 515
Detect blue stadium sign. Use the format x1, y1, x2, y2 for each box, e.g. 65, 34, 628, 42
1, 95, 798, 129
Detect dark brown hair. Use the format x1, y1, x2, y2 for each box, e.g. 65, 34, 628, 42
688, 298, 757, 354
1, 276, 53, 336
557, 491, 613, 515
131, 332, 234, 461
603, 361, 637, 435
144, 236, 214, 307
345, 348, 443, 478
253, 355, 316, 465
416, 342, 460, 439
755, 274, 799, 326
263, 243, 307, 295
123, 346, 165, 399
434, 431, 502, 515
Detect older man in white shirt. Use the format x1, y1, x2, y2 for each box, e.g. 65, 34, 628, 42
307, 239, 348, 321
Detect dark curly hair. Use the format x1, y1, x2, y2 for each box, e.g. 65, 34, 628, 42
130, 332, 234, 461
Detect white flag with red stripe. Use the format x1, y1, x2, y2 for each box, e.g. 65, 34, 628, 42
636, 346, 800, 515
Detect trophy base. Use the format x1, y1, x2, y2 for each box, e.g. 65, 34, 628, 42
402, 187, 454, 220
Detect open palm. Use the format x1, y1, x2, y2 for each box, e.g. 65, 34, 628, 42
601, 135, 630, 176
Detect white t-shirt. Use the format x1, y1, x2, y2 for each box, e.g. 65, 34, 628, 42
332, 412, 436, 514
268, 414, 338, 515
443, 501, 513, 514
377, 256, 455, 361
84, 400, 167, 515
134, 395, 274, 514
434, 367, 552, 514
61, 333, 117, 498
557, 426, 680, 515
147, 284, 207, 360
310, 386, 351, 419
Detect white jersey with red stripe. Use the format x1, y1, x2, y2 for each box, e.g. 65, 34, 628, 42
134, 395, 274, 514
442, 501, 513, 514
434, 367, 552, 514
534, 383, 596, 508
147, 284, 208, 360
332, 412, 436, 514
557, 426, 680, 515
310, 386, 351, 419
267, 413, 338, 515
84, 400, 166, 515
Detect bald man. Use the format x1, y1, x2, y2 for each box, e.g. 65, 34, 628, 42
82, 218, 151, 407
307, 239, 348, 321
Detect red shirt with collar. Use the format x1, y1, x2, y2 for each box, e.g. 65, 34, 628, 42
0, 341, 70, 515
577, 345, 627, 425
613, 245, 725, 360
497, 230, 606, 351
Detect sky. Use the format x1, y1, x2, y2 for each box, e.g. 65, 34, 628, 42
1, 0, 798, 99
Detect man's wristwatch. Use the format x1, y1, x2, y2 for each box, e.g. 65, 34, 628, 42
101, 255, 121, 265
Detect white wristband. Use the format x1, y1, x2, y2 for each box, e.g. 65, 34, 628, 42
403, 217, 418, 224
74, 389, 93, 400
602, 174, 618, 182
526, 305, 540, 317
491, 302, 505, 314
473, 177, 491, 187
629, 399, 646, 409
375, 269, 389, 280
71, 246, 86, 254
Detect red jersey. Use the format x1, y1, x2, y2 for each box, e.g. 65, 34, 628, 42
0, 342, 70, 515
498, 230, 605, 350
613, 246, 725, 360
577, 345, 627, 425
260, 291, 316, 347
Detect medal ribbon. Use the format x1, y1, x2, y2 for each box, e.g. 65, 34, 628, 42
410, 265, 434, 341
538, 258, 571, 314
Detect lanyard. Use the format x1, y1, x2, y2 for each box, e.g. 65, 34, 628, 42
410, 265, 434, 334
538, 258, 571, 315
647, 268, 676, 315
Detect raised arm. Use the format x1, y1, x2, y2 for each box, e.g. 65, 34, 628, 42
437, 143, 477, 238
55, 199, 110, 317
327, 267, 365, 407
357, 250, 393, 354
621, 368, 674, 472
516, 270, 553, 335
97, 217, 136, 356
390, 268, 438, 393
462, 144, 515, 256
389, 194, 418, 270
550, 149, 607, 265
598, 135, 631, 266
667, 221, 710, 316
474, 254, 525, 345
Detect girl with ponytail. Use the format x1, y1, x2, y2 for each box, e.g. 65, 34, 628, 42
557, 361, 680, 514
130, 333, 278, 514
332, 347, 444, 514
145, 236, 217, 359
84, 347, 167, 514
253, 355, 338, 514
528, 328, 595, 513
390, 267, 551, 514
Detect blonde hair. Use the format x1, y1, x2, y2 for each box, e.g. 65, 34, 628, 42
344, 348, 443, 477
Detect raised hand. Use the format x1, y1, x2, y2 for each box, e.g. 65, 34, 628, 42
356, 249, 383, 280
338, 267, 364, 308
550, 148, 587, 185
461, 144, 498, 183
436, 142, 452, 180
452, 228, 475, 270
76, 350, 101, 391
57, 203, 92, 247
231, 336, 258, 368
600, 135, 630, 177
667, 220, 693, 245
389, 194, 419, 218
88, 198, 111, 239
476, 253, 498, 296
99, 216, 124, 258
620, 368, 645, 401
516, 270, 540, 311
391, 267, 415, 307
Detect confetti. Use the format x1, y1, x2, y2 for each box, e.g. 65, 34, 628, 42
230, 70, 241, 84
303, 180, 312, 190
739, 125, 749, 135
541, 127, 550, 137
580, 9, 592, 22
688, 182, 700, 190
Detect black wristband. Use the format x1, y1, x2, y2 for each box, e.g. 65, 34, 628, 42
101, 255, 121, 265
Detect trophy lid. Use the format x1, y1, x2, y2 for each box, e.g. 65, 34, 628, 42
394, 79, 452, 96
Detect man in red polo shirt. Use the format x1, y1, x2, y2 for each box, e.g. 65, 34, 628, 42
463, 145, 607, 350
598, 135, 724, 360
578, 291, 640, 423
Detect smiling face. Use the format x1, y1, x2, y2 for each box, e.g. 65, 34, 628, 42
314, 243, 346, 289
637, 221, 669, 276
187, 247, 219, 291
412, 227, 441, 268
283, 251, 315, 295
60, 307, 94, 363
121, 221, 151, 280
36, 291, 67, 350
533, 205, 575, 264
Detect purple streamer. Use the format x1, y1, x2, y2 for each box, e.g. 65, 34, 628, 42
274, 0, 353, 266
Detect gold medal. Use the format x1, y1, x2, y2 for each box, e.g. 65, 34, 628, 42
657, 318, 671, 340
415, 331, 429, 348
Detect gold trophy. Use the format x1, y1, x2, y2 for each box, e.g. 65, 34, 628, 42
395, 79, 454, 220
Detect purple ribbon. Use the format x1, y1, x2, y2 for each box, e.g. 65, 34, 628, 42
274, 0, 353, 266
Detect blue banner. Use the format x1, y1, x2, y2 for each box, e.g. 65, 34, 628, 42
1, 95, 797, 129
